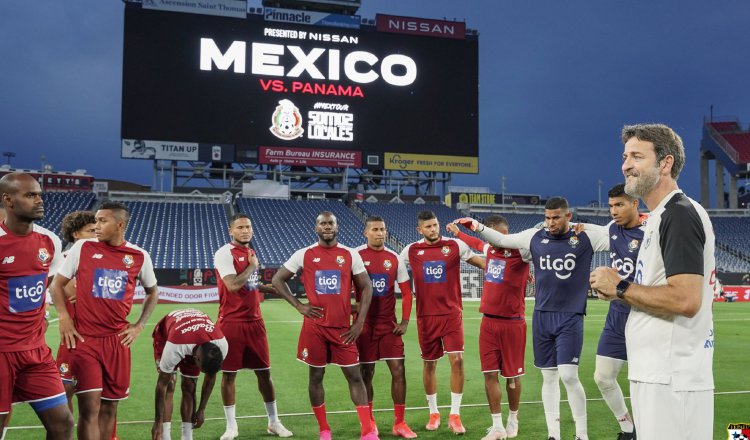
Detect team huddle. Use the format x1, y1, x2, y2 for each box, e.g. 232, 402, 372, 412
0, 123, 715, 440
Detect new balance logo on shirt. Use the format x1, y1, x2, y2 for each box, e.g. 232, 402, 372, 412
92, 254, 104, 259
1, 256, 15, 264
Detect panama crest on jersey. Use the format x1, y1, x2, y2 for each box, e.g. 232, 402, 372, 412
568, 236, 579, 248
383, 259, 392, 270
628, 239, 640, 252
38, 248, 50, 264
123, 254, 134, 268
336, 255, 345, 266
441, 245, 450, 255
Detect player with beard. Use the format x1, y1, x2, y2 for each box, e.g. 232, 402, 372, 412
272, 212, 378, 440
353, 216, 417, 438
0, 173, 72, 440
50, 201, 159, 440
456, 197, 609, 440
399, 210, 484, 435
446, 215, 531, 440
213, 214, 292, 439
591, 124, 715, 439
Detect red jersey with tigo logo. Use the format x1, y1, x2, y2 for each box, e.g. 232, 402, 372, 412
354, 245, 410, 324
479, 244, 530, 318
399, 237, 474, 317
57, 238, 157, 337
283, 243, 366, 328
214, 243, 262, 322
0, 223, 62, 352
153, 308, 228, 374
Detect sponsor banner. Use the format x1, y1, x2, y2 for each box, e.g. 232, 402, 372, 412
263, 7, 360, 29
134, 285, 220, 303
121, 139, 199, 160
376, 14, 466, 40
259, 146, 362, 167
143, 0, 247, 19
384, 153, 478, 173
715, 285, 750, 302
445, 192, 542, 207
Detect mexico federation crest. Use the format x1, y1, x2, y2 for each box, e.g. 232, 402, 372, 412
270, 99, 304, 140
727, 423, 750, 440
301, 348, 309, 360
123, 254, 134, 269
336, 256, 345, 266
568, 236, 579, 248
441, 246, 450, 255
38, 248, 50, 264
383, 260, 392, 270
628, 239, 640, 252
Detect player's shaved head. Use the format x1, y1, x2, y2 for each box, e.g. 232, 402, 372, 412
98, 201, 130, 225
0, 172, 39, 199
316, 211, 337, 225
0, 173, 44, 228
197, 342, 224, 374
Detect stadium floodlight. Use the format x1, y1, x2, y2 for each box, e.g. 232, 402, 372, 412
2, 151, 15, 165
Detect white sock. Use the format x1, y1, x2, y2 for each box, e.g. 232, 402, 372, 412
541, 369, 560, 439
181, 422, 193, 440
491, 413, 504, 430
1, 427, 7, 440
224, 405, 238, 430
161, 422, 172, 440
593, 356, 632, 432
265, 401, 279, 424
507, 410, 518, 424
559, 365, 587, 438
450, 392, 462, 415
426, 394, 438, 414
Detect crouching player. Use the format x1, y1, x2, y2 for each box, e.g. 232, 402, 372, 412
151, 309, 228, 440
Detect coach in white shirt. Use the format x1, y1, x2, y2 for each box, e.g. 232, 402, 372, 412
590, 123, 715, 440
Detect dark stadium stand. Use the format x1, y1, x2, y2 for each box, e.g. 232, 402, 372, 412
123, 201, 228, 269
236, 198, 366, 266
38, 191, 96, 238
356, 202, 467, 246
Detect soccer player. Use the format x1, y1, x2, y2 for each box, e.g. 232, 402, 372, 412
446, 215, 530, 440
56, 210, 97, 409
586, 184, 644, 440
213, 214, 292, 439
400, 210, 484, 435
456, 197, 609, 440
49, 201, 159, 440
591, 124, 715, 440
152, 308, 228, 440
272, 211, 378, 440
0, 172, 73, 440
353, 216, 417, 438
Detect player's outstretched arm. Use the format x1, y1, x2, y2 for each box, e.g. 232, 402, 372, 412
271, 267, 323, 319
446, 222, 486, 252
342, 271, 372, 344
49, 273, 83, 349
152, 371, 173, 440
193, 373, 216, 429
454, 217, 535, 250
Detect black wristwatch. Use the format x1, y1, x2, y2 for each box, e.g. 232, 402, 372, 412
616, 280, 631, 300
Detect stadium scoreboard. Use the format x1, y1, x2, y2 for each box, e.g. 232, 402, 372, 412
121, 7, 478, 172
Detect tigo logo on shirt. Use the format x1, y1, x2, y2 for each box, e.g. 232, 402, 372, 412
370, 274, 389, 297
315, 270, 341, 295
8, 273, 47, 313
485, 259, 506, 284
246, 271, 259, 290
92, 268, 128, 301
423, 261, 446, 284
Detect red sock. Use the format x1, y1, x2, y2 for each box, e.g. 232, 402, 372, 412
356, 405, 373, 436
312, 404, 330, 432
368, 401, 374, 420
394, 404, 405, 425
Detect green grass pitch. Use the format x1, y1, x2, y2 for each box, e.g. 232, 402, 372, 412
7, 300, 749, 439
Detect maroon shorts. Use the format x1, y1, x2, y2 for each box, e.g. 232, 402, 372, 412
479, 316, 526, 377
417, 314, 464, 361
356, 321, 405, 363
56, 343, 74, 383
71, 335, 131, 400
1, 346, 66, 414
297, 320, 359, 367
219, 320, 270, 372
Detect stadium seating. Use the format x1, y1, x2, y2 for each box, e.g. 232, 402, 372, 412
236, 198, 365, 266
123, 201, 228, 269
356, 202, 468, 246
720, 132, 750, 162
38, 191, 96, 238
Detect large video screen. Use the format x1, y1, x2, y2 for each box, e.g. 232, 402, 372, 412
121, 7, 478, 163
